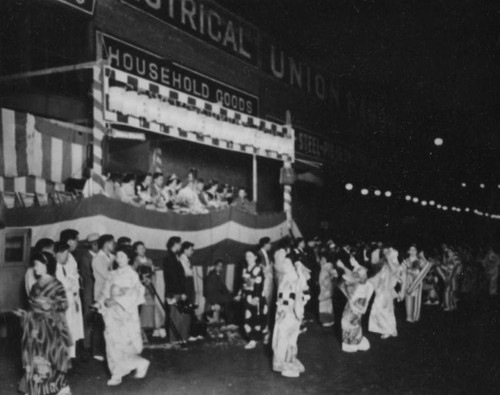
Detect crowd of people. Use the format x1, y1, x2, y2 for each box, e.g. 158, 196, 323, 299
15, 227, 500, 393
83, 168, 256, 215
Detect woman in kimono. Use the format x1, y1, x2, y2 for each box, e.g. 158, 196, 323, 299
402, 246, 432, 322
97, 245, 149, 386
368, 247, 403, 339
337, 261, 374, 353
54, 242, 84, 359
272, 249, 310, 378
436, 247, 462, 311
240, 250, 268, 350
318, 255, 337, 327
16, 252, 72, 395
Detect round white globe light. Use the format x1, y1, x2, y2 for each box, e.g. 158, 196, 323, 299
345, 183, 354, 191
421, 201, 427, 206
361, 188, 369, 196
480, 183, 485, 189
429, 200, 435, 206
385, 191, 392, 197
405, 195, 411, 201
434, 137, 443, 146
412, 197, 419, 203
374, 190, 381, 196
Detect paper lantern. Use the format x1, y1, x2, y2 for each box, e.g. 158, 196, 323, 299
108, 86, 125, 113
159, 99, 171, 125
122, 89, 139, 118
146, 95, 160, 123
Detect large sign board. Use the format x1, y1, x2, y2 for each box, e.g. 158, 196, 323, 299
121, 0, 258, 66
295, 127, 367, 168
56, 0, 96, 15
98, 32, 259, 116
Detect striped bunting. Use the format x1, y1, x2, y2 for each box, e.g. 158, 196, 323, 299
0, 176, 64, 194
3, 195, 301, 266
0, 108, 90, 183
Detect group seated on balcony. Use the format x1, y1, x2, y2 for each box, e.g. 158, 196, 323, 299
99, 169, 256, 215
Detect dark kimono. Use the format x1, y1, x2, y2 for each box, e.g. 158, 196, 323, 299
19, 278, 72, 395
242, 264, 268, 341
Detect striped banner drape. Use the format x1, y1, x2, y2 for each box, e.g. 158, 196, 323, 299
0, 108, 90, 184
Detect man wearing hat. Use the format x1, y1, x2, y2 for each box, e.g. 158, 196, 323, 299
75, 233, 100, 356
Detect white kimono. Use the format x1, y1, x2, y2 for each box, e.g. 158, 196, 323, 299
56, 254, 84, 358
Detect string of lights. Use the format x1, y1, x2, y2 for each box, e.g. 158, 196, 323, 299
344, 183, 500, 220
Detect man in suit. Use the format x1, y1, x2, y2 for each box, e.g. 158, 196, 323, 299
75, 233, 99, 357
163, 236, 189, 342
204, 260, 236, 324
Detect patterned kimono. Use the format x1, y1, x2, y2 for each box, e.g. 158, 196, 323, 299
341, 274, 374, 352
272, 259, 310, 377
318, 261, 336, 326
242, 264, 268, 341
55, 255, 84, 358
368, 252, 402, 337
402, 257, 432, 322
19, 278, 72, 395
99, 266, 147, 380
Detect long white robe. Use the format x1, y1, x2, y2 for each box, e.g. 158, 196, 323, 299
56, 254, 84, 358
99, 266, 147, 379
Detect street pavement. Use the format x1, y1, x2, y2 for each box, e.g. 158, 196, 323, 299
1, 295, 499, 395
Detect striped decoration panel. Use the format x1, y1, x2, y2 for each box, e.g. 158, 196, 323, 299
0, 176, 64, 194
0, 108, 90, 183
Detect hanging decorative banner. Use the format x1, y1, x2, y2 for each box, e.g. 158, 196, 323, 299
56, 0, 96, 15
99, 32, 259, 116
121, 0, 258, 65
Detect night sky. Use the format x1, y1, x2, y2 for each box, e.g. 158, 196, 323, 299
219, 0, 500, 203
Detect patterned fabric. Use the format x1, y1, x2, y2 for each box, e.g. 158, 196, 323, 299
20, 278, 72, 395
272, 259, 310, 374
341, 281, 373, 345
98, 265, 147, 379
402, 258, 432, 322
242, 264, 268, 341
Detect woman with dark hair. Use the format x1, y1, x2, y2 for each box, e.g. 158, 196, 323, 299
239, 250, 268, 350
368, 247, 404, 339
135, 173, 153, 205
16, 252, 72, 395
97, 245, 148, 386
402, 245, 432, 322
25, 239, 55, 296
272, 249, 310, 377
120, 174, 143, 207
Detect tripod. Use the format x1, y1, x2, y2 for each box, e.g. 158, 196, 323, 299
146, 282, 187, 348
